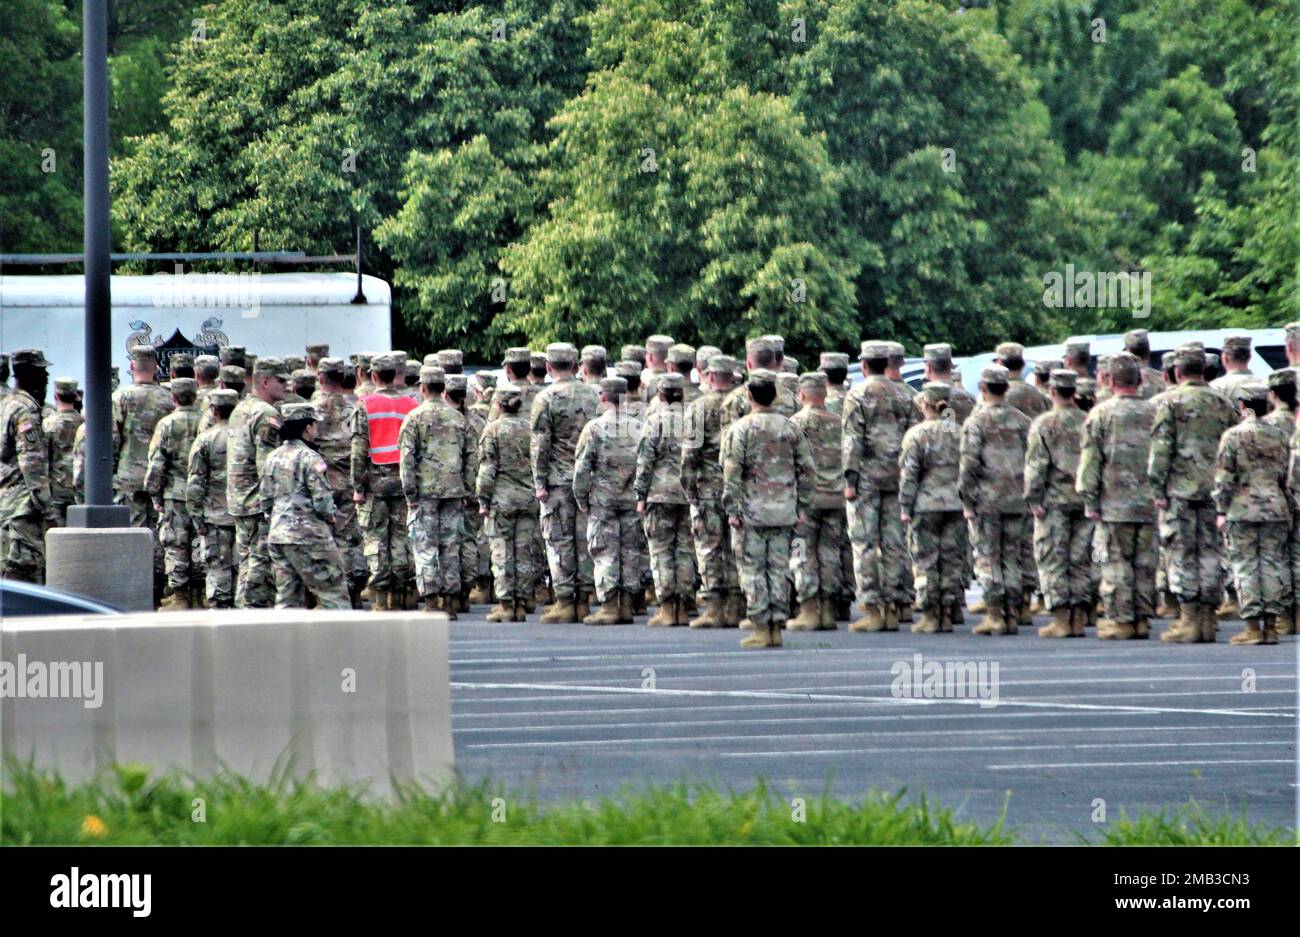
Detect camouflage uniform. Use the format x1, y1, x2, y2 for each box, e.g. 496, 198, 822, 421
1214, 397, 1290, 624
398, 370, 477, 603
72, 422, 85, 505
43, 382, 83, 526
1023, 372, 1092, 616
723, 373, 815, 643
186, 391, 238, 607
531, 346, 600, 606
635, 374, 696, 611
227, 359, 287, 608
1211, 334, 1257, 410
1077, 362, 1156, 632
311, 359, 365, 594
448, 374, 489, 600
111, 350, 176, 580
351, 373, 414, 601
477, 388, 538, 608
899, 385, 965, 621
842, 343, 918, 618
259, 410, 349, 610
640, 335, 674, 403
0, 352, 55, 583
959, 369, 1032, 622
144, 384, 201, 599
573, 379, 644, 609
790, 375, 845, 609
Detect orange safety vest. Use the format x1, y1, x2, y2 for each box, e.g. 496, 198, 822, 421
362, 393, 417, 464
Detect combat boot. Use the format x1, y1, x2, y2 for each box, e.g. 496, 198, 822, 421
1029, 594, 1046, 615
1216, 597, 1239, 621
883, 604, 899, 632
540, 598, 576, 623
912, 608, 941, 634
1133, 617, 1150, 639
819, 599, 838, 630
583, 599, 622, 625
849, 603, 886, 633
486, 602, 512, 622
348, 582, 364, 610
1279, 606, 1298, 636
1160, 605, 1201, 643
787, 599, 821, 632
968, 596, 987, 615
1018, 604, 1034, 627
674, 596, 692, 626
1261, 615, 1279, 645
896, 604, 915, 625
971, 608, 1007, 636
1038, 607, 1070, 638
769, 622, 784, 647
1069, 605, 1089, 637
468, 577, 492, 605
689, 596, 725, 629
442, 594, 459, 620
1004, 604, 1020, 635
1230, 618, 1264, 645
1156, 590, 1179, 619
741, 622, 774, 648
575, 596, 591, 621
618, 591, 636, 623
948, 599, 965, 628
647, 598, 675, 627
158, 592, 190, 612
534, 584, 553, 607
726, 592, 745, 627
835, 597, 852, 622
423, 595, 438, 613
938, 604, 954, 633
1096, 619, 1135, 640
513, 600, 529, 622
1199, 603, 1218, 643
644, 585, 658, 607
370, 590, 388, 612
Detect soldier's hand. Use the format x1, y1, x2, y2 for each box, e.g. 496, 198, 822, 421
963, 509, 975, 521
1154, 498, 1168, 511
636, 500, 646, 515
843, 485, 857, 501
536, 487, 549, 501
900, 511, 911, 525
153, 500, 164, 516
797, 512, 808, 527
728, 515, 741, 529
194, 524, 207, 538
353, 492, 365, 504
1030, 505, 1045, 519
479, 505, 488, 516
1085, 509, 1100, 522
1216, 514, 1227, 531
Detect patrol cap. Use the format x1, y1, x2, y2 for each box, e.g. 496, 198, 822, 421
530, 352, 547, 369
219, 364, 246, 385
657, 372, 685, 392
667, 343, 695, 366
615, 360, 642, 379
284, 355, 306, 373
195, 354, 220, 375
370, 353, 397, 372
305, 342, 329, 358
390, 351, 408, 369
747, 336, 777, 358
419, 365, 446, 385
760, 334, 785, 354
291, 369, 317, 393
1174, 343, 1205, 369
920, 381, 951, 404
495, 385, 522, 404
1076, 377, 1098, 399
778, 372, 799, 393
1238, 382, 1269, 403
10, 348, 52, 368
860, 340, 891, 359
1095, 355, 1113, 376
546, 342, 578, 365
1286, 323, 1300, 342
696, 345, 721, 366
1266, 368, 1295, 391
645, 335, 674, 357
981, 364, 1010, 384
798, 371, 828, 391
53, 376, 78, 395
476, 371, 498, 389
355, 352, 374, 370
1109, 351, 1141, 384
1123, 329, 1151, 355
169, 352, 195, 370
599, 376, 628, 398
281, 401, 318, 422
404, 361, 420, 382
820, 352, 850, 370
1223, 333, 1252, 353
782, 356, 799, 374
220, 345, 247, 366
1064, 339, 1090, 360
208, 388, 239, 408
1160, 351, 1178, 370
168, 377, 198, 398
923, 343, 953, 365
883, 343, 905, 362
706, 354, 740, 376
254, 356, 291, 379
317, 356, 347, 378
580, 344, 607, 364
504, 346, 532, 365
1206, 353, 1221, 371
437, 349, 464, 368
1034, 358, 1062, 377
1048, 369, 1076, 390
747, 368, 777, 387
446, 374, 468, 392
129, 345, 158, 364
995, 341, 1024, 359
621, 345, 647, 366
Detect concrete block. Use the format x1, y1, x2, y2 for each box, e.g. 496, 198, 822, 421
1, 610, 453, 796
45, 526, 155, 611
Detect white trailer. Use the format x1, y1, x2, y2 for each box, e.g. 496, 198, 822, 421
0, 271, 392, 385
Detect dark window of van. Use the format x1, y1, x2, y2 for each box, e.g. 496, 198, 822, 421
1257, 345, 1287, 371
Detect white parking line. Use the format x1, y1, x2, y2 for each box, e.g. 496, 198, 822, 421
987, 758, 1295, 770
710, 740, 1295, 758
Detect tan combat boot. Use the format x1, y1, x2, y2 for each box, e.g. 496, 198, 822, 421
912, 607, 941, 634
1019, 603, 1034, 627
575, 595, 591, 621
674, 595, 692, 626
1216, 597, 1239, 621
1069, 605, 1089, 637
1278, 607, 1298, 636
726, 592, 746, 627
1156, 590, 1179, 619
158, 592, 190, 612
1133, 617, 1150, 639
1004, 604, 1020, 635
647, 597, 675, 627
1261, 615, 1279, 645
689, 596, 725, 629
949, 599, 965, 627
486, 602, 512, 622
819, 599, 838, 630
769, 622, 784, 647
468, 577, 492, 605
441, 594, 459, 620
512, 600, 529, 622
618, 591, 636, 623
741, 621, 774, 648
849, 603, 886, 633
786, 599, 821, 632
1230, 618, 1264, 645
938, 603, 954, 633
972, 608, 1007, 636
968, 596, 987, 615
1038, 607, 1070, 638
583, 599, 622, 625
534, 584, 553, 607
883, 603, 899, 632
423, 595, 438, 613
644, 585, 658, 607
369, 590, 388, 612
1161, 604, 1201, 643
1096, 619, 1135, 640
540, 598, 576, 623
1199, 603, 1218, 643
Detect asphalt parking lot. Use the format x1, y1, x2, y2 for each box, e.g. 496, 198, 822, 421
449, 604, 1298, 842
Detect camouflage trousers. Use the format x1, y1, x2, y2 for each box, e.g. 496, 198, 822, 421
50, 500, 72, 527
643, 502, 695, 601
792, 508, 845, 602
847, 490, 907, 606
268, 541, 350, 610
234, 514, 274, 609
116, 489, 162, 575
360, 495, 410, 593
840, 535, 855, 604
732, 524, 793, 625
157, 498, 195, 591
407, 498, 464, 598
332, 493, 366, 583
458, 499, 482, 586
1032, 506, 1094, 610
534, 521, 549, 590
1159, 500, 1223, 605
0, 512, 45, 583
691, 499, 737, 600
200, 525, 237, 608
1095, 521, 1156, 625
487, 507, 539, 602
906, 511, 965, 610
967, 512, 1028, 609
587, 509, 644, 602
540, 488, 593, 600
1225, 521, 1289, 619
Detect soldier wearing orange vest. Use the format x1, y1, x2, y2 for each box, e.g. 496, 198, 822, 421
351, 352, 419, 610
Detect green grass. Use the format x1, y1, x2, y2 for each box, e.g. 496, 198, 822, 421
1, 760, 1291, 845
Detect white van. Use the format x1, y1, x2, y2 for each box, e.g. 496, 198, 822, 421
0, 272, 392, 385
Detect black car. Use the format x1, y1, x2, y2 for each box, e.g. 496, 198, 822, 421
0, 579, 121, 616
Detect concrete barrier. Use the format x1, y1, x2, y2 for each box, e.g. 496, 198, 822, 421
0, 610, 453, 795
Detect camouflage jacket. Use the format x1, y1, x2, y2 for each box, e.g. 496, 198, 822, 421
1262, 404, 1296, 441
350, 388, 407, 499
646, 380, 700, 417
111, 382, 175, 494
0, 389, 53, 518
934, 380, 976, 425
1138, 367, 1165, 400
791, 404, 845, 510
1004, 376, 1050, 420
635, 404, 688, 504
1213, 418, 1289, 522
898, 416, 961, 515
43, 409, 83, 506
72, 422, 85, 504
680, 391, 726, 501
186, 423, 232, 527
1147, 380, 1238, 503
842, 375, 918, 494
488, 378, 540, 423
1077, 395, 1155, 522
641, 367, 670, 403
226, 396, 282, 517
311, 390, 356, 490
1023, 405, 1085, 509
958, 401, 1031, 515
530, 375, 599, 490
720, 382, 797, 435
476, 413, 534, 513
573, 409, 643, 516
1211, 370, 1256, 409
826, 383, 850, 418
722, 411, 814, 527
144, 405, 200, 502
398, 399, 477, 501
259, 440, 336, 544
